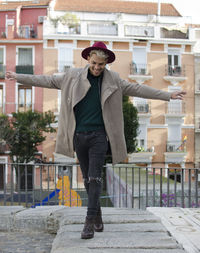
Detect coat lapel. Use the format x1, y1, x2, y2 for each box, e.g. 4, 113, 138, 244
101, 68, 118, 106
71, 65, 118, 108
71, 65, 91, 108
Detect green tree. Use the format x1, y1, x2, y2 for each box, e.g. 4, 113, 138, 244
0, 110, 56, 189
0, 110, 56, 163
123, 96, 139, 153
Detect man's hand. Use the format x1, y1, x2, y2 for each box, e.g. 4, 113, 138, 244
171, 91, 186, 100
6, 71, 17, 80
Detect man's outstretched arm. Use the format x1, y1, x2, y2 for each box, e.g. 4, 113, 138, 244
6, 71, 64, 90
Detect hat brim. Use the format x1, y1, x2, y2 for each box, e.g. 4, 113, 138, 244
82, 46, 115, 64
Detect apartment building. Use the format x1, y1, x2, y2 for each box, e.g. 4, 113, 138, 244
0, 0, 198, 190
42, 0, 195, 176
0, 0, 50, 189
193, 25, 200, 170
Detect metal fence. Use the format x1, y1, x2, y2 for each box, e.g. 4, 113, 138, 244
0, 162, 199, 209
107, 164, 200, 209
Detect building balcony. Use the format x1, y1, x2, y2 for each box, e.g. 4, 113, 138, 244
44, 20, 80, 36
160, 27, 189, 39
129, 63, 153, 84
165, 141, 187, 164
166, 141, 186, 153
129, 141, 155, 164
56, 61, 74, 73
124, 25, 154, 37
0, 64, 6, 79
15, 25, 38, 39
16, 65, 34, 74
135, 102, 151, 114
87, 22, 118, 36
165, 101, 185, 115
165, 101, 185, 124
163, 65, 187, 85
0, 25, 43, 40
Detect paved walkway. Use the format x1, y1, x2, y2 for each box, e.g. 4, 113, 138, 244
0, 206, 199, 253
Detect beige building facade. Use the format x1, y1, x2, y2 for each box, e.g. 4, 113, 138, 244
41, 0, 196, 173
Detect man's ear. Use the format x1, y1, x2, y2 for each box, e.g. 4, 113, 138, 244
87, 55, 90, 61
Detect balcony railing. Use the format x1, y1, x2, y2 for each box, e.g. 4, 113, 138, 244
125, 25, 154, 37
15, 25, 37, 39
16, 65, 34, 74
165, 65, 185, 77
0, 64, 6, 79
56, 61, 74, 73
0, 163, 199, 209
87, 23, 118, 36
166, 141, 186, 152
130, 63, 151, 75
166, 101, 185, 115
135, 103, 151, 114
56, 24, 80, 35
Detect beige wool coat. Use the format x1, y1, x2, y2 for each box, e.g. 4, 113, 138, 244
16, 64, 171, 164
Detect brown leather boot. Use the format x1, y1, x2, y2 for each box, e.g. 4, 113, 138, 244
94, 209, 104, 232
81, 216, 95, 239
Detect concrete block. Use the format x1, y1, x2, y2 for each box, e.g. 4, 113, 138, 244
0, 206, 25, 231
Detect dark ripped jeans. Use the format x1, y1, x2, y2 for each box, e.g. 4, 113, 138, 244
74, 130, 108, 216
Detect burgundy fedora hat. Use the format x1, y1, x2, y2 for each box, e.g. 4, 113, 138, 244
81, 41, 115, 63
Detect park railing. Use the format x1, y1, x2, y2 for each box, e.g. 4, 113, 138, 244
0, 162, 199, 209
106, 164, 200, 209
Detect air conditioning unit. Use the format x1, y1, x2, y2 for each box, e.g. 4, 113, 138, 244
38, 16, 45, 24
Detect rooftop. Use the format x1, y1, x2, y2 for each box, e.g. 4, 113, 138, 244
54, 0, 181, 16
0, 0, 50, 10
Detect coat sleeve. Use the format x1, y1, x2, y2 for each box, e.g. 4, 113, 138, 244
119, 78, 172, 101
16, 73, 66, 90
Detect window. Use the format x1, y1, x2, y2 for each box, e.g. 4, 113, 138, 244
16, 48, 33, 74
18, 48, 32, 65
132, 47, 147, 74
58, 44, 73, 72
168, 49, 181, 76
18, 86, 32, 112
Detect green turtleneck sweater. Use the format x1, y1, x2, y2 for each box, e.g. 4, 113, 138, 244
74, 70, 105, 132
